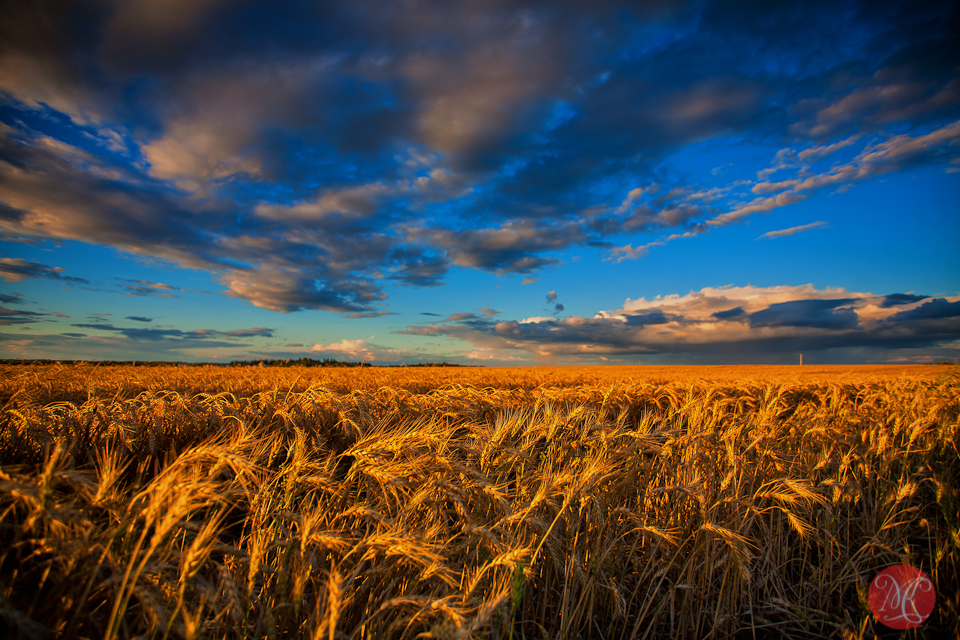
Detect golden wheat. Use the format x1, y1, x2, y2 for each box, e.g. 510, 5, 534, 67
0, 364, 956, 639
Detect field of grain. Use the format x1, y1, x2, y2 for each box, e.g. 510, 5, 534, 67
0, 364, 957, 639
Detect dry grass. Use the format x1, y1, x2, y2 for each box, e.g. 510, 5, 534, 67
0, 363, 956, 639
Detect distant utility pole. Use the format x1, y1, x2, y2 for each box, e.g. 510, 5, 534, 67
800, 353, 803, 366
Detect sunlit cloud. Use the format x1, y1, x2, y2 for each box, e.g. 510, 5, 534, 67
757, 221, 828, 240
0, 258, 88, 284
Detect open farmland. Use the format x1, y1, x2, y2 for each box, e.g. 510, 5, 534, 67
0, 364, 957, 639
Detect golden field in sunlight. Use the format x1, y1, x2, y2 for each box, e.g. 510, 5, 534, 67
0, 364, 957, 639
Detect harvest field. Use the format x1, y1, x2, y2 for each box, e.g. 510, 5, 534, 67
0, 363, 957, 639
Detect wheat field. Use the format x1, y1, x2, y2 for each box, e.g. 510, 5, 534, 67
0, 363, 956, 639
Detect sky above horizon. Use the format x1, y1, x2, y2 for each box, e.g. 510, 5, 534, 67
1, 0, 959, 365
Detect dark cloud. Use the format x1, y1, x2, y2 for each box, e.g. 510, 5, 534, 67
889, 298, 960, 321
69, 322, 273, 342
0, 330, 266, 361
70, 324, 190, 341
117, 280, 182, 297
218, 327, 274, 338
713, 306, 745, 320
624, 310, 670, 326
124, 316, 153, 322
386, 246, 449, 287
0, 306, 46, 325
749, 299, 859, 330
221, 268, 385, 313
411, 222, 583, 273
346, 311, 398, 319
0, 293, 24, 304
880, 293, 929, 308
0, 258, 89, 284
433, 312, 485, 324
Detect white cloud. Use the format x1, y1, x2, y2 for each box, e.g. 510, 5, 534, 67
309, 338, 418, 363
312, 339, 372, 355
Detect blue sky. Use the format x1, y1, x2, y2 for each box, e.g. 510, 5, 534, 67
1, 0, 958, 364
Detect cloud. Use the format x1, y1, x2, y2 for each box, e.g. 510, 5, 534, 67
0, 258, 89, 284
709, 192, 806, 227
879, 293, 929, 308
385, 246, 449, 287
545, 291, 564, 315
749, 299, 859, 330
117, 279, 183, 297
125, 316, 153, 322
852, 120, 960, 175
403, 44, 558, 162
751, 179, 801, 195
889, 298, 960, 321
219, 327, 275, 338
606, 241, 665, 262
0, 2, 104, 123
712, 306, 745, 320
0, 306, 47, 326
410, 222, 583, 273
0, 329, 272, 362
401, 284, 960, 363
309, 338, 417, 363
757, 221, 828, 239
69, 322, 274, 343
796, 135, 861, 162
798, 68, 960, 140
311, 339, 371, 355
221, 267, 385, 313
0, 131, 235, 272
346, 311, 397, 319
133, 54, 356, 190
0, 293, 24, 304
424, 307, 500, 324
104, 0, 233, 44
705, 119, 960, 232
256, 183, 393, 222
